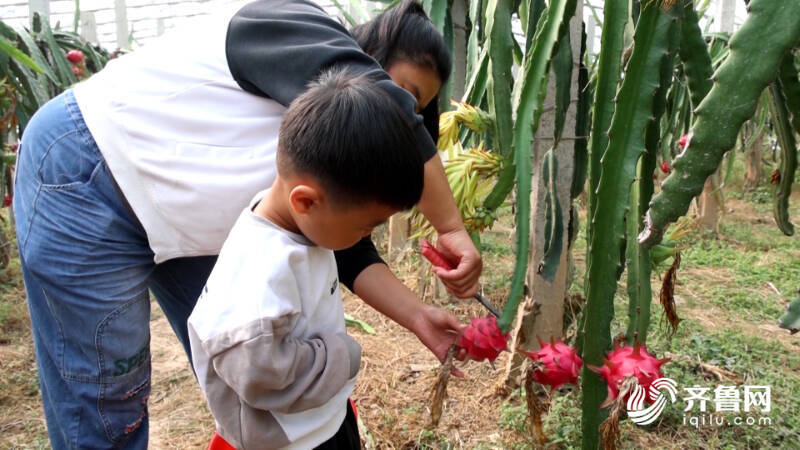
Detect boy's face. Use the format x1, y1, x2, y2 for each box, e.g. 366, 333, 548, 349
290, 184, 398, 250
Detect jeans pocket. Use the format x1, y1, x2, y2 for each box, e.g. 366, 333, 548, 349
98, 360, 151, 444
37, 129, 102, 190
96, 294, 152, 443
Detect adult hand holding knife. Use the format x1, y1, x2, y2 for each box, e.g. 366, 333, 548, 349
420, 240, 500, 318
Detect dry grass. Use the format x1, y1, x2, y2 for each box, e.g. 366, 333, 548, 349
0, 262, 48, 450
344, 290, 520, 449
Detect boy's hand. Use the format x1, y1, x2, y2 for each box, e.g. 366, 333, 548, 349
411, 305, 467, 377
432, 229, 482, 299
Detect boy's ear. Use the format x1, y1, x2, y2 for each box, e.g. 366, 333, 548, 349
288, 184, 321, 215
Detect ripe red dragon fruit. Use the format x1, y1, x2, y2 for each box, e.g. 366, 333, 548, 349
590, 342, 668, 402
66, 49, 84, 63
457, 315, 509, 362
678, 134, 688, 148
660, 161, 671, 174
3, 194, 11, 208
524, 338, 583, 389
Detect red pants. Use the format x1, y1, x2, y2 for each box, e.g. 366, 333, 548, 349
208, 399, 359, 450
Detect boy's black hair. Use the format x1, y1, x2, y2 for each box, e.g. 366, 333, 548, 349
278, 68, 424, 210
350, 0, 451, 140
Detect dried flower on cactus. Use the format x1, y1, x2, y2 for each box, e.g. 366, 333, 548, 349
770, 168, 781, 185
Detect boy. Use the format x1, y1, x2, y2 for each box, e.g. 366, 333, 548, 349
187, 69, 425, 449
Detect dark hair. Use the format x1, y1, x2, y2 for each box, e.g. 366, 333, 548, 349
278, 68, 424, 210
350, 0, 451, 139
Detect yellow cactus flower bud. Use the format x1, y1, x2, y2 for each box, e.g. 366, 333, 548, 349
437, 110, 459, 151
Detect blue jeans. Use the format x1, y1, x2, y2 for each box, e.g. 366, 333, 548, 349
14, 90, 215, 449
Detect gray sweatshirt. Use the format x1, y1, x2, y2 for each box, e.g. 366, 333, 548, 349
188, 202, 361, 449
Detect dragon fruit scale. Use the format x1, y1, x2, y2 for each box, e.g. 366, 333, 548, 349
457, 315, 509, 362
590, 342, 668, 402
525, 338, 583, 389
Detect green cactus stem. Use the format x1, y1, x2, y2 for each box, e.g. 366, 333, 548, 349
538, 149, 564, 282
625, 156, 654, 345
40, 18, 78, 85
767, 80, 798, 236
678, 0, 713, 109
779, 55, 800, 133
485, 0, 514, 158
495, 0, 578, 333
10, 27, 60, 90
553, 32, 573, 142
626, 21, 678, 345
586, 0, 628, 247
580, 3, 677, 448
465, 0, 483, 77
571, 24, 591, 201
639, 0, 800, 247
520, 0, 546, 52
438, 7, 454, 113
576, 0, 628, 358
462, 49, 489, 112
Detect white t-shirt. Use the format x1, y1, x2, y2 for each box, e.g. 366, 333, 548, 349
188, 195, 361, 449
74, 6, 284, 263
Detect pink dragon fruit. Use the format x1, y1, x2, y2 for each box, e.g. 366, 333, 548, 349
457, 315, 509, 362
524, 338, 583, 389
590, 342, 668, 402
